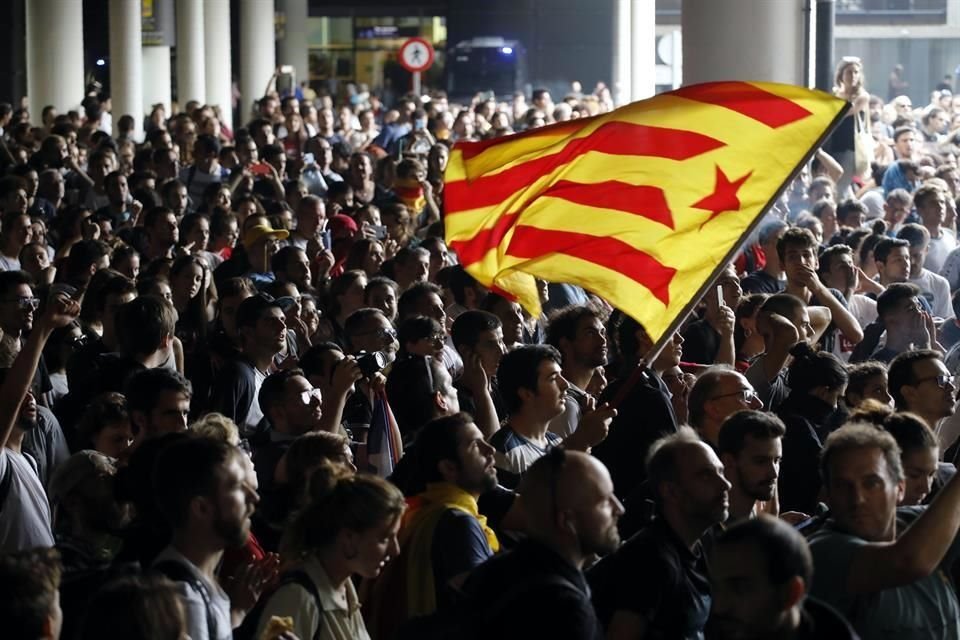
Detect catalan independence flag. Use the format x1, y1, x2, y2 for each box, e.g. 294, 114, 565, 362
444, 82, 848, 343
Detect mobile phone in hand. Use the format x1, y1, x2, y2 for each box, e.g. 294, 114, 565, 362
250, 162, 272, 176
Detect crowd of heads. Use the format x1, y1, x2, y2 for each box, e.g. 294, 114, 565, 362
2, 62, 960, 640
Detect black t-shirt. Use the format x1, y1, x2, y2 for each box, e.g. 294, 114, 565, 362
594, 368, 678, 499
431, 509, 494, 609
589, 517, 711, 640
462, 539, 603, 640
740, 270, 785, 295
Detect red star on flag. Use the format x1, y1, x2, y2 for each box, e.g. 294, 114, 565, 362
694, 165, 753, 230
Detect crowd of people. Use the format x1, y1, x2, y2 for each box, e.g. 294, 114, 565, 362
3, 56, 960, 640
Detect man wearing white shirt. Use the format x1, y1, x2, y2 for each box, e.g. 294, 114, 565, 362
899, 223, 956, 320
916, 183, 956, 273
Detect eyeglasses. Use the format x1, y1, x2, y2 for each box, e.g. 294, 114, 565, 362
916, 374, 956, 389
1, 296, 40, 310
67, 334, 89, 349
298, 388, 322, 405
425, 332, 446, 345
710, 388, 760, 403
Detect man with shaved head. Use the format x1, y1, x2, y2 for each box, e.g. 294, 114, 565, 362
590, 427, 731, 639
463, 450, 623, 639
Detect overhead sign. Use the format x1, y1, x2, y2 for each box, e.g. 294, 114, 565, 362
398, 37, 435, 73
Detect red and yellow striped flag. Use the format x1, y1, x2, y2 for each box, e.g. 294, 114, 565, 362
444, 81, 848, 342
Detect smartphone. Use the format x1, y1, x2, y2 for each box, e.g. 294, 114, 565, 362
320, 229, 332, 250
371, 224, 388, 240
250, 162, 272, 176
716, 284, 724, 308
302, 152, 315, 166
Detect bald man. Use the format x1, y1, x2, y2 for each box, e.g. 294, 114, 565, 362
462, 450, 622, 639
590, 427, 730, 640
687, 366, 764, 447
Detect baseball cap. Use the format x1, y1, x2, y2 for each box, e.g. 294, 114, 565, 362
49, 450, 117, 504
235, 293, 284, 331
242, 223, 289, 250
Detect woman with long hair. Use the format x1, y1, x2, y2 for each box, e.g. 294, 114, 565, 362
343, 239, 385, 278
249, 462, 405, 640
169, 255, 211, 371
776, 342, 849, 514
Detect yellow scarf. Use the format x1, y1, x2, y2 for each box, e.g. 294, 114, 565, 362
399, 483, 500, 620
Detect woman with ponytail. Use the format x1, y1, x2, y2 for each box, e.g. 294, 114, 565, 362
776, 342, 849, 514
246, 462, 406, 640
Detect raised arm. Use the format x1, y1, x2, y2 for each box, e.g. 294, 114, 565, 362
0, 295, 79, 449
846, 470, 960, 594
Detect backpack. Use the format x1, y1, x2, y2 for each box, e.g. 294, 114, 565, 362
233, 570, 322, 640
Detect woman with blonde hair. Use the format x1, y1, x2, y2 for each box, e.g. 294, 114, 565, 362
829, 56, 873, 194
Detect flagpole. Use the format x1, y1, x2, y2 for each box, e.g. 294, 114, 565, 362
615, 95, 851, 408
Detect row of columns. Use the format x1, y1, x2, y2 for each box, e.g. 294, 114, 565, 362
25, 0, 313, 139
612, 0, 808, 105
30, 0, 811, 127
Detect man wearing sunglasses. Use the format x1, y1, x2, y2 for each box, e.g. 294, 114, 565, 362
252, 368, 323, 493
0, 271, 53, 404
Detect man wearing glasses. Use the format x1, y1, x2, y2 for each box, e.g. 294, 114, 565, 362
252, 368, 324, 494
687, 366, 764, 448
888, 349, 957, 437
0, 271, 53, 403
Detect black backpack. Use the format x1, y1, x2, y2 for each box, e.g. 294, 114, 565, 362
233, 570, 322, 640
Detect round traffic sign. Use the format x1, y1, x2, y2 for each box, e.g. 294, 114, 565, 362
398, 38, 435, 73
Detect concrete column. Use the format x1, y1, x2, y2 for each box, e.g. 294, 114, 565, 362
630, 0, 656, 100
277, 0, 309, 91
682, 0, 806, 86
26, 0, 85, 120
205, 0, 234, 129
109, 0, 144, 140
612, 0, 632, 106
142, 46, 172, 121
240, 0, 277, 122
175, 0, 206, 107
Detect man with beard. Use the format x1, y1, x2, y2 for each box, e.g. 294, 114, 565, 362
547, 304, 612, 439
462, 449, 623, 639
492, 345, 613, 489
717, 411, 785, 521
50, 450, 135, 640
708, 516, 858, 639
590, 427, 730, 640
365, 413, 500, 635
152, 435, 264, 640
0, 289, 78, 552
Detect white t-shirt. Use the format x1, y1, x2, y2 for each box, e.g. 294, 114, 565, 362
242, 368, 268, 436
911, 269, 955, 319
0, 447, 54, 552
926, 228, 957, 275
